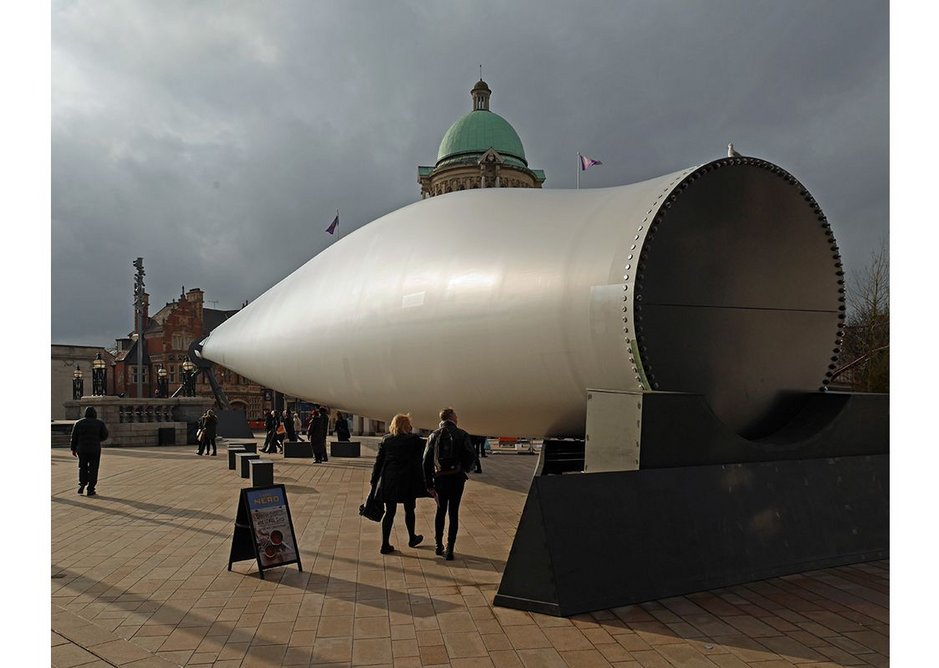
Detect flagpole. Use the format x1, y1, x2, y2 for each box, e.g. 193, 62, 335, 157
576, 153, 580, 190
336, 209, 340, 239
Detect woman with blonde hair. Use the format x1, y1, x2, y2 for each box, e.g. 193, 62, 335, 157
370, 413, 427, 554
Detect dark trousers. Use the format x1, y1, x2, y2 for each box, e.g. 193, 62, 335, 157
262, 430, 276, 453
78, 451, 101, 491
199, 436, 216, 455
434, 475, 466, 545
472, 437, 484, 471
381, 499, 416, 547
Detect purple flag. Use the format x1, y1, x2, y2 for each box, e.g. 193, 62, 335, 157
579, 153, 603, 171
325, 214, 339, 235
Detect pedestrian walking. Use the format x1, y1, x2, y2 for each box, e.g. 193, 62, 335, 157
423, 407, 476, 560
292, 410, 304, 441
70, 406, 109, 496
471, 435, 486, 473
262, 410, 280, 453
274, 412, 286, 452
370, 413, 427, 554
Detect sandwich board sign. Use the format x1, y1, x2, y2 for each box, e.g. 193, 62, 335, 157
228, 484, 302, 578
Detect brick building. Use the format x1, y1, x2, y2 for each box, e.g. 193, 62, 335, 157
112, 286, 265, 417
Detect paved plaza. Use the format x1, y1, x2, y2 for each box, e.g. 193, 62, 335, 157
51, 438, 889, 667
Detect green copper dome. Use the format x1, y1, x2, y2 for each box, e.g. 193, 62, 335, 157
436, 110, 528, 167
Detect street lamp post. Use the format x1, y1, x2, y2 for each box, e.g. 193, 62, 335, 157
92, 352, 107, 396
72, 365, 84, 401
181, 359, 196, 397
157, 364, 168, 398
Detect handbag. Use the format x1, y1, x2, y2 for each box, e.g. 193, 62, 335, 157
196, 428, 205, 442
359, 483, 384, 522
275, 423, 286, 436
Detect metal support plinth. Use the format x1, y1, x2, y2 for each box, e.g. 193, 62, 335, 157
496, 391, 889, 617
494, 454, 888, 617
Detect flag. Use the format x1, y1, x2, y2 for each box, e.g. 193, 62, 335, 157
325, 213, 339, 235
579, 153, 602, 171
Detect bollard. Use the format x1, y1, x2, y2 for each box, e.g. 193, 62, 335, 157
227, 446, 247, 470
237, 453, 260, 478
250, 459, 274, 487
329, 441, 361, 458
283, 441, 314, 458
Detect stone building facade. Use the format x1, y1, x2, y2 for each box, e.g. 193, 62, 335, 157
50, 345, 115, 420
418, 79, 545, 198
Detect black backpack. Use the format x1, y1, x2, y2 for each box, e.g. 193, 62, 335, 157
434, 427, 462, 475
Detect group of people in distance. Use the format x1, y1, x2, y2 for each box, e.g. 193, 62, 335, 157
67, 401, 480, 562
260, 406, 351, 463
369, 407, 478, 561
261, 408, 297, 454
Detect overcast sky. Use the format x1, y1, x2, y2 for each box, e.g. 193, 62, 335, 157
51, 0, 888, 345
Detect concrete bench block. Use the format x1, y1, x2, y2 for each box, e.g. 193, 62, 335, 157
226, 440, 257, 453
237, 453, 260, 478
330, 441, 361, 458
250, 460, 274, 487
228, 447, 247, 470
284, 441, 314, 458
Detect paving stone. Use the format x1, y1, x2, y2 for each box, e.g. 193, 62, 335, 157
515, 647, 569, 668
652, 642, 721, 667
443, 631, 490, 658
558, 648, 616, 667
419, 643, 450, 665
51, 643, 102, 668
50, 442, 889, 668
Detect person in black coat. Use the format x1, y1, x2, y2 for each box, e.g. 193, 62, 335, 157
70, 406, 109, 496
307, 407, 328, 462
200, 409, 218, 456
334, 411, 351, 442
262, 410, 277, 453
283, 409, 298, 442
470, 434, 486, 473
422, 407, 476, 560
371, 413, 427, 554
196, 411, 207, 455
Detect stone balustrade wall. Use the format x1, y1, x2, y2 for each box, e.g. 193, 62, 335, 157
60, 396, 215, 447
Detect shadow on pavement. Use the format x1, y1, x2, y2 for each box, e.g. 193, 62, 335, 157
52, 496, 231, 539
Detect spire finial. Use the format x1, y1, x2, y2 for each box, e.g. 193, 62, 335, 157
479, 64, 482, 81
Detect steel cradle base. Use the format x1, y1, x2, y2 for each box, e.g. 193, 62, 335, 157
493, 393, 889, 617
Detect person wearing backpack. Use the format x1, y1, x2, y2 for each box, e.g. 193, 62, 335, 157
422, 407, 476, 560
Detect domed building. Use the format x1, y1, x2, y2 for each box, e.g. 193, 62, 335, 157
418, 79, 545, 198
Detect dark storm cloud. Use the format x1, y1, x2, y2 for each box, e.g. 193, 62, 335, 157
52, 0, 888, 345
